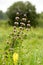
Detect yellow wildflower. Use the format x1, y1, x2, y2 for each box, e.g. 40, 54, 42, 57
13, 52, 19, 65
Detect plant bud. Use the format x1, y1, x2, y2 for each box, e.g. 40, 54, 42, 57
22, 18, 27, 22
14, 26, 16, 29
5, 55, 8, 58
16, 12, 19, 15
9, 48, 13, 51
15, 17, 20, 21
14, 30, 16, 32
24, 14, 27, 17
6, 40, 9, 44
14, 22, 19, 26
19, 27, 23, 30
27, 24, 31, 27
28, 20, 30, 23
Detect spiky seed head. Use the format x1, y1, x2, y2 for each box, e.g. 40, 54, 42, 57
6, 40, 9, 44
14, 26, 16, 29
28, 20, 30, 23
14, 30, 16, 32
17, 34, 19, 36
9, 48, 13, 51
24, 14, 27, 17
20, 22, 25, 27
19, 36, 21, 39
14, 22, 19, 26
26, 28, 29, 31
19, 27, 23, 30
15, 17, 19, 20
22, 18, 27, 22
14, 37, 17, 40
27, 24, 31, 27
16, 12, 19, 15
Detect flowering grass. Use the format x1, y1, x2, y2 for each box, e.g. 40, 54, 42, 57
0, 22, 43, 65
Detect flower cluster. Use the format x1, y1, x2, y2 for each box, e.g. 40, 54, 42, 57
2, 12, 30, 65
14, 12, 31, 28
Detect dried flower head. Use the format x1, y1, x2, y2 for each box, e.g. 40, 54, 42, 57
16, 12, 19, 15
14, 22, 19, 26
15, 17, 20, 20
14, 30, 16, 32
28, 20, 30, 23
9, 48, 13, 51
14, 26, 16, 29
24, 14, 27, 17
19, 27, 23, 30
22, 18, 27, 22
6, 40, 9, 44
20, 22, 25, 27
27, 24, 31, 27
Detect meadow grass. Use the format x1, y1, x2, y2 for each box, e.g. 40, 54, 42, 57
0, 20, 43, 65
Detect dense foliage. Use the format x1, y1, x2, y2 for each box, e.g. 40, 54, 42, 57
37, 12, 43, 27
0, 10, 7, 20
7, 1, 38, 27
